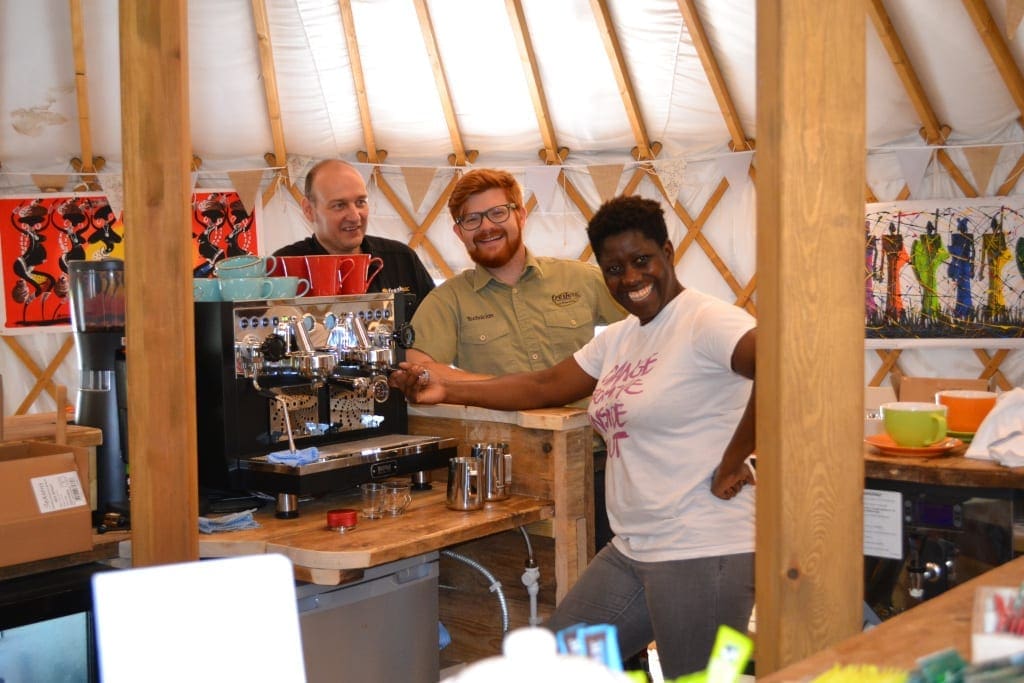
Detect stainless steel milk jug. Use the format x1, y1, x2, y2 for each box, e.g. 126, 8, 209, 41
472, 443, 511, 502
446, 456, 484, 510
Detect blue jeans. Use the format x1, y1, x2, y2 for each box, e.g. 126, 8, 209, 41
546, 544, 754, 678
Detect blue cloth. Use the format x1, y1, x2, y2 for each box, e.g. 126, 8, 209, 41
198, 508, 260, 534
438, 621, 451, 650
266, 446, 320, 466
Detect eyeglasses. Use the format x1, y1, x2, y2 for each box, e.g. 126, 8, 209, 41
455, 203, 517, 231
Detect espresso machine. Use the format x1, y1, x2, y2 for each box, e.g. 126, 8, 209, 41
864, 479, 1019, 619
68, 259, 128, 525
194, 292, 456, 516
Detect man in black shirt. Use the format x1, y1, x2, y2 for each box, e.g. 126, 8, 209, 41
274, 159, 435, 310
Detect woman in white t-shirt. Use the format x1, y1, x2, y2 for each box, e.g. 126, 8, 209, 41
390, 195, 756, 678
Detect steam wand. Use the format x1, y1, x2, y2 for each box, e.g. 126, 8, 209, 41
273, 393, 299, 519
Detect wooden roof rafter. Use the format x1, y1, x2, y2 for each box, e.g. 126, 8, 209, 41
504, 0, 595, 236
68, 0, 105, 190
251, 0, 303, 205
675, 0, 752, 153
962, 0, 1024, 196
589, 0, 752, 311
336, 0, 450, 275
867, 0, 976, 197
412, 0, 477, 167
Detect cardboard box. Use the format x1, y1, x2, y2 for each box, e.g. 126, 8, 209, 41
0, 441, 92, 567
896, 376, 991, 403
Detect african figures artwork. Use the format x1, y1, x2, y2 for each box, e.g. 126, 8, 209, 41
0, 194, 125, 328
866, 198, 1024, 339
191, 191, 260, 278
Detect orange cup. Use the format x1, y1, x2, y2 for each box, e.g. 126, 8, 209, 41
935, 390, 998, 434
304, 255, 355, 296
338, 254, 384, 294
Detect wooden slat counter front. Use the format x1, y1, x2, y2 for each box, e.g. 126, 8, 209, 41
406, 403, 595, 602
192, 487, 553, 586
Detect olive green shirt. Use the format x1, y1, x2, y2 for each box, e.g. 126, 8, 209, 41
410, 252, 626, 377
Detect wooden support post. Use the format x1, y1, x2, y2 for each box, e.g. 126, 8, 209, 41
756, 0, 866, 672
120, 0, 199, 566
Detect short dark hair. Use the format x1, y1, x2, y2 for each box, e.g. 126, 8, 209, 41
586, 195, 668, 258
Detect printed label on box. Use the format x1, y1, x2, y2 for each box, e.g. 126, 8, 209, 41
31, 472, 88, 512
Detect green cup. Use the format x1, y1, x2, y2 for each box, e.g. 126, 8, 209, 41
880, 401, 948, 447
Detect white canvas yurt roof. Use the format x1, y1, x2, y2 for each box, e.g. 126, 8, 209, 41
1, 0, 1023, 409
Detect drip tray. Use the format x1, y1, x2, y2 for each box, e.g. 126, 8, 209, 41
242, 434, 456, 475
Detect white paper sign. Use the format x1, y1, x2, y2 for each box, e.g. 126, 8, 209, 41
863, 488, 903, 559
31, 472, 88, 512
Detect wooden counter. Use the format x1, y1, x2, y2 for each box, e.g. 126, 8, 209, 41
120, 487, 554, 586
865, 445, 1024, 489
761, 553, 1024, 681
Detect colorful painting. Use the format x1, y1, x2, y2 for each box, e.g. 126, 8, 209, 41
0, 194, 124, 328
865, 198, 1024, 339
191, 191, 260, 277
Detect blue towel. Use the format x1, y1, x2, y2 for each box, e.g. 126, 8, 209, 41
266, 446, 320, 466
438, 621, 451, 650
198, 508, 260, 534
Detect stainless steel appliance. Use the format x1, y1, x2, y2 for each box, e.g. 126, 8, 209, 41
194, 292, 456, 516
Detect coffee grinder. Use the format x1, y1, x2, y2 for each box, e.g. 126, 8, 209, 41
68, 259, 128, 527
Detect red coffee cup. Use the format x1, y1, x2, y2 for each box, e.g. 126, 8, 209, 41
304, 255, 355, 296
275, 256, 310, 281
338, 254, 384, 294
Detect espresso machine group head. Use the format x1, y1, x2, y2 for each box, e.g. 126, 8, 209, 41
194, 292, 456, 516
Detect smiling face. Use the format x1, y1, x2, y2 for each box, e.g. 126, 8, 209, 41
303, 161, 369, 254
453, 187, 526, 269
596, 229, 682, 324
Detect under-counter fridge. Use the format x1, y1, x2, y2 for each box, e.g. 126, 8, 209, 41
296, 551, 439, 682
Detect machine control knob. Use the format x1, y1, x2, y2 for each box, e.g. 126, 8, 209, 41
395, 323, 415, 349
370, 376, 390, 403
260, 333, 289, 362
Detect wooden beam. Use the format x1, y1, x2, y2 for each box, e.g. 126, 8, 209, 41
589, 0, 654, 159
961, 0, 1024, 117
120, 0, 198, 567
338, 0, 380, 163
413, 0, 471, 166
756, 0, 866, 672
250, 0, 289, 172
867, 0, 946, 144
68, 0, 96, 173
507, 0, 561, 163
676, 0, 751, 151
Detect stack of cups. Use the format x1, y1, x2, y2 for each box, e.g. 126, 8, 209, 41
934, 390, 998, 443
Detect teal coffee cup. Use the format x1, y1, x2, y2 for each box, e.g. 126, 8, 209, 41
219, 277, 274, 301
193, 278, 220, 302
266, 276, 311, 299
880, 401, 948, 447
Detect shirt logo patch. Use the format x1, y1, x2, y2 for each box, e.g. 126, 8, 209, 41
467, 313, 495, 321
551, 291, 582, 306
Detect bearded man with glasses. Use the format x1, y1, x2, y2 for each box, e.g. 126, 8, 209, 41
408, 168, 625, 384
